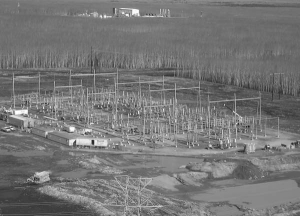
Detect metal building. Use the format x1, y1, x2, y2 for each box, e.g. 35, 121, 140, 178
7, 115, 35, 128
117, 8, 140, 17
47, 131, 81, 146
31, 127, 54, 138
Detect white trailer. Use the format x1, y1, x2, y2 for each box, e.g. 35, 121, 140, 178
13, 109, 28, 116
76, 138, 108, 148
95, 139, 108, 147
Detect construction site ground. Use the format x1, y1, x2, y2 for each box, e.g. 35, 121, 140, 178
1, 69, 300, 215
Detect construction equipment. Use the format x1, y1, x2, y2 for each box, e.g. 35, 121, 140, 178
291, 140, 300, 148
27, 171, 50, 184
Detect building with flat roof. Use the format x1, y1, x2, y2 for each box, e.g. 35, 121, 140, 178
31, 127, 54, 138
114, 8, 140, 17
47, 131, 82, 146
47, 131, 108, 148
7, 115, 35, 128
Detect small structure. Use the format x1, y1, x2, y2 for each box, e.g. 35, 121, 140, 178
76, 138, 108, 148
27, 171, 50, 184
12, 109, 28, 116
159, 8, 171, 17
90, 11, 99, 18
291, 140, 300, 148
0, 113, 8, 121
47, 131, 81, 146
63, 125, 76, 133
7, 115, 35, 128
82, 128, 92, 135
31, 127, 54, 138
244, 143, 256, 154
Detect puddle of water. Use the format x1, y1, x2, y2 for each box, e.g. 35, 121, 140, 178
0, 189, 22, 200
88, 173, 106, 178
58, 169, 89, 179
123, 155, 202, 173
191, 179, 300, 210
0, 187, 89, 215
210, 179, 250, 188
57, 160, 69, 165
210, 205, 242, 216
0, 149, 53, 157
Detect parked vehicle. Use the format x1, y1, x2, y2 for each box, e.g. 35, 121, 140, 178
63, 125, 76, 133
7, 126, 15, 131
27, 171, 50, 184
291, 140, 300, 148
1, 126, 11, 132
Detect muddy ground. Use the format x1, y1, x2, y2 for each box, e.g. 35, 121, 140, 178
1, 70, 300, 215
1, 126, 300, 215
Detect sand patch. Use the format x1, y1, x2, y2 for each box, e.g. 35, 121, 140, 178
174, 172, 208, 186
187, 161, 237, 178
210, 205, 243, 216
251, 155, 300, 172
150, 174, 181, 191
78, 156, 123, 175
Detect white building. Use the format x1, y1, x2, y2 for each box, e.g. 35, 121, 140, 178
118, 8, 140, 17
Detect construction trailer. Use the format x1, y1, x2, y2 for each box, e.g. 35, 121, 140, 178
76, 138, 108, 148
47, 131, 82, 146
31, 127, 54, 138
7, 115, 35, 128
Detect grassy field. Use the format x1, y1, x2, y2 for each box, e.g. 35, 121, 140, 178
1, 0, 300, 96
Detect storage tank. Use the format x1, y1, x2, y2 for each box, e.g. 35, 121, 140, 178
113, 8, 118, 16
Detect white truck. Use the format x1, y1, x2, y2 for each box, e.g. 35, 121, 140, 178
63, 125, 76, 133
82, 128, 92, 135
27, 171, 50, 184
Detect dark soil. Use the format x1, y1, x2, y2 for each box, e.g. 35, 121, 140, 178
0, 187, 92, 215
231, 160, 267, 180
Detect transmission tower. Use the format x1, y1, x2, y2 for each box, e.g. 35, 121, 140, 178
107, 175, 162, 216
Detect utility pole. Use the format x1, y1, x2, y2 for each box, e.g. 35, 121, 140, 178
12, 73, 15, 108
90, 46, 93, 74
208, 94, 210, 144
272, 72, 275, 101
38, 72, 41, 97
93, 68, 96, 93
53, 81, 56, 120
